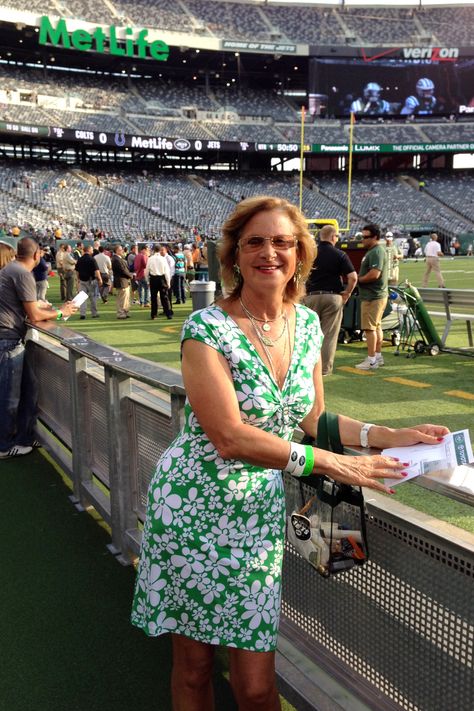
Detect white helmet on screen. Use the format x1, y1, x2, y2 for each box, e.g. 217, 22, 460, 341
364, 82, 382, 100
416, 78, 435, 99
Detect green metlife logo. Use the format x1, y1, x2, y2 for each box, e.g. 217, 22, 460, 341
38, 16, 169, 61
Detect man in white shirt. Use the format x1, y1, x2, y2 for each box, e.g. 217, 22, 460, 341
94, 246, 112, 302
145, 245, 172, 320
161, 245, 175, 310
422, 233, 445, 288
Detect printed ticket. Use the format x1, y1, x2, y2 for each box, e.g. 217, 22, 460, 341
383, 429, 473, 487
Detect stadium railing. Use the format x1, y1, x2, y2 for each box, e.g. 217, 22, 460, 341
27, 320, 474, 711
418, 287, 474, 347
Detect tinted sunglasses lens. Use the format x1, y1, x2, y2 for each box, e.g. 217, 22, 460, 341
240, 236, 295, 252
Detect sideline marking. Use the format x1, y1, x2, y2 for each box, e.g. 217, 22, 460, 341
444, 390, 474, 401
338, 366, 375, 375
40, 448, 73, 489
384, 377, 431, 388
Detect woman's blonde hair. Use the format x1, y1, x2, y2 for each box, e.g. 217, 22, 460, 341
218, 195, 316, 302
0, 242, 15, 270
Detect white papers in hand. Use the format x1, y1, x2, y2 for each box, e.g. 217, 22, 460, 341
383, 430, 473, 488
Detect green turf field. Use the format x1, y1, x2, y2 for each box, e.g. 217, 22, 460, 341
49, 256, 474, 370
43, 258, 474, 532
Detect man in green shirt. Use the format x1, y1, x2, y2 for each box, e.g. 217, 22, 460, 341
356, 223, 388, 370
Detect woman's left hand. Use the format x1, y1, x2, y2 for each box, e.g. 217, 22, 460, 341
392, 424, 450, 447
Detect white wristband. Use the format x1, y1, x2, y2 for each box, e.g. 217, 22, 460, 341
284, 442, 307, 477
360, 423, 374, 449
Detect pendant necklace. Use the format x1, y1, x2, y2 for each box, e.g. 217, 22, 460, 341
244, 304, 293, 388
239, 298, 286, 346
240, 298, 283, 332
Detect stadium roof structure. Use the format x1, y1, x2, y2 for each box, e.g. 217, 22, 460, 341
264, 1, 474, 5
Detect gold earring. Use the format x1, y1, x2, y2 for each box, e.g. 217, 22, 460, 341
233, 264, 241, 285
294, 261, 303, 288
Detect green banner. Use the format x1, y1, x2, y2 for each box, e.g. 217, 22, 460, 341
312, 142, 474, 154
0, 121, 49, 137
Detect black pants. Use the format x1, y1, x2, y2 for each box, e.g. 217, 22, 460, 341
150, 275, 172, 318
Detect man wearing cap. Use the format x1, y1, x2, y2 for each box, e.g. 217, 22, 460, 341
305, 224, 357, 376
355, 223, 388, 370
385, 232, 403, 286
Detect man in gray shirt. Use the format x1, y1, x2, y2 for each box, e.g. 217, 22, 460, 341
0, 237, 77, 458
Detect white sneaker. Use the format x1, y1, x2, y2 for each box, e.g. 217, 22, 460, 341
0, 445, 33, 459
355, 357, 378, 370
376, 354, 384, 366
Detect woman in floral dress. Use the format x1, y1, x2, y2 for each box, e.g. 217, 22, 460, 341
131, 196, 448, 710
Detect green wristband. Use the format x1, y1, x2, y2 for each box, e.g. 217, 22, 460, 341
56, 310, 63, 321
302, 445, 314, 476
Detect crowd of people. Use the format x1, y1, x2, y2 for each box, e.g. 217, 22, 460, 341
15, 237, 211, 322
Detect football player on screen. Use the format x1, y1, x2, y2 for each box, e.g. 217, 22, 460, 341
350, 83, 390, 115
400, 78, 436, 115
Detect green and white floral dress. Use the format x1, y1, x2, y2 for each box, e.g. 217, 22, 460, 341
131, 303, 323, 651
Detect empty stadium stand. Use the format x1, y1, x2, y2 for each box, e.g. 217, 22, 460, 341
2, 162, 473, 242
1, 0, 473, 46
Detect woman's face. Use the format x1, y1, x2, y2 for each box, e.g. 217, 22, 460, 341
236, 209, 298, 296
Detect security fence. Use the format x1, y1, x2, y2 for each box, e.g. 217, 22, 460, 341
30, 322, 474, 711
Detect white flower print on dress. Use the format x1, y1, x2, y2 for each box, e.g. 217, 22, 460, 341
151, 483, 182, 525
236, 383, 271, 412
148, 563, 166, 606
160, 444, 185, 473
147, 611, 178, 636
240, 582, 271, 630
223, 479, 247, 502
171, 546, 206, 579
131, 304, 323, 652
255, 631, 274, 650
182, 487, 205, 521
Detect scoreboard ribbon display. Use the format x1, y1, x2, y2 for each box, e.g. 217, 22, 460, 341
1, 121, 473, 155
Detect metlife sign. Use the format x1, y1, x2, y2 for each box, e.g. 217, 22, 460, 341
38, 16, 169, 61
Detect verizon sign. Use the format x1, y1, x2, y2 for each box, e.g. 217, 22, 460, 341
402, 46, 459, 61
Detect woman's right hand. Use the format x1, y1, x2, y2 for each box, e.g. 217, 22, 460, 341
315, 450, 407, 494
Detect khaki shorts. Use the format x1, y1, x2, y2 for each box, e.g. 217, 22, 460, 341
361, 298, 387, 330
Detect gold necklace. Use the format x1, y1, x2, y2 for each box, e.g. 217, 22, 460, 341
239, 297, 284, 333
246, 307, 291, 386
239, 298, 286, 346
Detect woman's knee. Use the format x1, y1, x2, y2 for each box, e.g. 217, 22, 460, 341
231, 676, 278, 709
229, 650, 278, 709
171, 635, 215, 690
